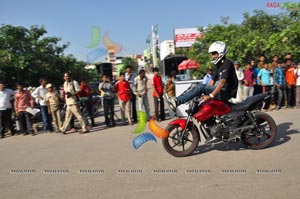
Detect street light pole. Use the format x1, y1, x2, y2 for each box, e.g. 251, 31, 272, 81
151, 25, 157, 68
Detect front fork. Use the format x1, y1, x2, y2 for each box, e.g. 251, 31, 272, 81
179, 115, 192, 140
246, 111, 263, 137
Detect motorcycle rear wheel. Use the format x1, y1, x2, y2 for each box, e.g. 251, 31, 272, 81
162, 124, 199, 157
241, 112, 277, 150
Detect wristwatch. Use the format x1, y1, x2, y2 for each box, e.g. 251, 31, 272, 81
209, 93, 214, 98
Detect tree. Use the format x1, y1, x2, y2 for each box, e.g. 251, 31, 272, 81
122, 57, 138, 73
0, 24, 94, 88
184, 2, 300, 78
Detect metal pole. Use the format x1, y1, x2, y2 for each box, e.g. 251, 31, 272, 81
151, 25, 157, 68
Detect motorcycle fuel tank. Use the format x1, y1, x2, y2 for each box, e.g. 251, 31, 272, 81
193, 100, 232, 122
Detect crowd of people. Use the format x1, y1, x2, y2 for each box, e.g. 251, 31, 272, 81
234, 53, 300, 110
203, 53, 300, 110
1, 51, 300, 139
0, 65, 175, 139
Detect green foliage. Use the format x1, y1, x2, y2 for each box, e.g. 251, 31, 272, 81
0, 24, 94, 88
184, 3, 300, 78
122, 57, 138, 73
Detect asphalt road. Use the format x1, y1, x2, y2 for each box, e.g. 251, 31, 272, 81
1, 94, 300, 199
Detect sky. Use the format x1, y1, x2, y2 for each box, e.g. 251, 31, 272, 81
0, 0, 289, 62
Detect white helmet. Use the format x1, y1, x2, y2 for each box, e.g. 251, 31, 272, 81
208, 41, 228, 65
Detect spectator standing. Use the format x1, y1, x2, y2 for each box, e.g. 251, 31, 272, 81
133, 69, 150, 119
14, 82, 35, 136
230, 61, 244, 103
243, 62, 256, 99
152, 68, 165, 121
61, 90, 77, 133
99, 75, 115, 127
257, 62, 272, 110
45, 83, 62, 133
252, 59, 261, 95
0, 81, 15, 138
60, 72, 88, 134
285, 53, 292, 60
257, 54, 266, 69
115, 73, 132, 125
294, 63, 300, 108
32, 78, 53, 133
271, 55, 279, 71
165, 75, 176, 118
274, 60, 287, 110
125, 65, 137, 123
285, 59, 296, 108
78, 79, 95, 127
203, 68, 213, 85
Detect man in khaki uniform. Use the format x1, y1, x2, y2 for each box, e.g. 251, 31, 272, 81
60, 72, 88, 134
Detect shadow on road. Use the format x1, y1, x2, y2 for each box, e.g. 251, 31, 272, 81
192, 122, 299, 156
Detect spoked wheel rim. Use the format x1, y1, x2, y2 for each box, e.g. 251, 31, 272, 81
242, 113, 276, 148
168, 127, 194, 151
162, 124, 199, 157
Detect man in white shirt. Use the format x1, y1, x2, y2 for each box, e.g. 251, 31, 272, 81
230, 61, 244, 103
133, 69, 150, 119
125, 65, 137, 123
32, 78, 53, 132
0, 81, 15, 138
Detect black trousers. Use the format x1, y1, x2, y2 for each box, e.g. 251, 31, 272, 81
18, 111, 33, 133
153, 95, 165, 121
81, 100, 95, 125
130, 94, 137, 122
0, 110, 8, 136
287, 85, 296, 107
262, 86, 271, 109
6, 108, 15, 133
103, 98, 115, 125
254, 85, 262, 95
0, 109, 15, 136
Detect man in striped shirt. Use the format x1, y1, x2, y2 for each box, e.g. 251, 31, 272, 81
274, 60, 287, 110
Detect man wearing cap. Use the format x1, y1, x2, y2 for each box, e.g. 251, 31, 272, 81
45, 83, 62, 133
32, 78, 53, 132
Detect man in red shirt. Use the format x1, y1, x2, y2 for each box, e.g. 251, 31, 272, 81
285, 59, 296, 107
243, 62, 256, 99
152, 68, 165, 121
78, 79, 95, 127
115, 73, 132, 125
14, 82, 35, 136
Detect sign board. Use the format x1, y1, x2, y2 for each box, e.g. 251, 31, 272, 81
174, 28, 204, 47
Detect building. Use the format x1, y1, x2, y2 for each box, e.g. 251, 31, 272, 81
160, 40, 175, 60
107, 50, 116, 65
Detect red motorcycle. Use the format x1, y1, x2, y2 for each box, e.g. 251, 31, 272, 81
163, 92, 277, 157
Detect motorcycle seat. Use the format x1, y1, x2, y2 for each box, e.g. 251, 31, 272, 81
230, 92, 270, 111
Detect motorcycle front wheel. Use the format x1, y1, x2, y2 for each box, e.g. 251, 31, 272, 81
162, 124, 199, 157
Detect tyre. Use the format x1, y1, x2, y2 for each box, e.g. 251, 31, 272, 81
162, 124, 200, 157
241, 112, 277, 150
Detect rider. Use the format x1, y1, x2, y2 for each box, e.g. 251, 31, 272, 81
168, 41, 238, 110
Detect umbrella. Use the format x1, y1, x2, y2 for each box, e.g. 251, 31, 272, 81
178, 59, 200, 70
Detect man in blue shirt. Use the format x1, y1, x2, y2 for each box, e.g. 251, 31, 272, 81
203, 68, 213, 85
257, 62, 272, 110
